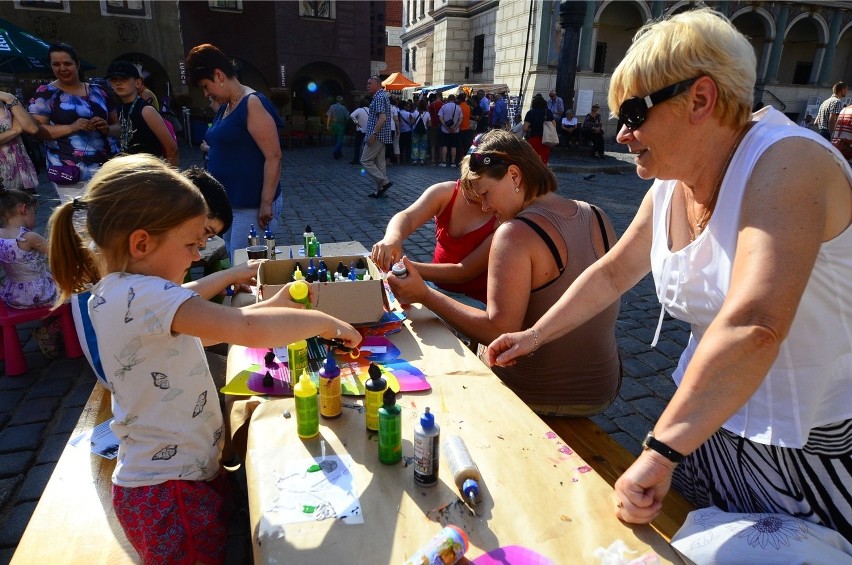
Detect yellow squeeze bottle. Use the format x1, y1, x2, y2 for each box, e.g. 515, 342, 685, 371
288, 280, 311, 308
293, 369, 319, 439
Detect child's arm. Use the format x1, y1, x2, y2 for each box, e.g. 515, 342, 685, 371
171, 288, 362, 350
18, 231, 48, 255
183, 259, 263, 300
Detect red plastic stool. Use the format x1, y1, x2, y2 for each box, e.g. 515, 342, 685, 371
0, 299, 83, 376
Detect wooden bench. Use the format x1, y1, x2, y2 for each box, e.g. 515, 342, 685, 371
12, 385, 138, 564
542, 416, 695, 542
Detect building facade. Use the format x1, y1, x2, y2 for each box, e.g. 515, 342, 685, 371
400, 0, 852, 137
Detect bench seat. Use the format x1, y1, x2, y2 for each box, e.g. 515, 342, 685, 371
12, 385, 138, 564
542, 416, 695, 542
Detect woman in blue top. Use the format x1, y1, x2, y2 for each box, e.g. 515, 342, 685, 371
185, 44, 283, 259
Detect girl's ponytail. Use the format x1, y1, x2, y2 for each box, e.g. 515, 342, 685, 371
49, 200, 100, 306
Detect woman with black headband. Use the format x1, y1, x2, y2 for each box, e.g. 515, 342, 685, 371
487, 8, 852, 540
387, 128, 621, 417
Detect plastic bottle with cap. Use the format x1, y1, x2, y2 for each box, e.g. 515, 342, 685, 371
293, 369, 319, 439
264, 227, 275, 259
288, 280, 311, 309
364, 362, 387, 432
403, 525, 469, 565
391, 260, 410, 308
292, 265, 305, 281
319, 349, 341, 418
378, 388, 402, 464
354, 258, 367, 280
303, 225, 314, 256
413, 406, 440, 486
306, 259, 317, 283
247, 224, 260, 247
287, 339, 308, 384
442, 435, 483, 506
308, 235, 320, 258
317, 260, 328, 283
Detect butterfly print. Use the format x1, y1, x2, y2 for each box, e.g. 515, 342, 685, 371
124, 287, 136, 323
192, 391, 207, 417
151, 372, 170, 389
91, 295, 106, 310
152, 444, 177, 461
212, 426, 222, 446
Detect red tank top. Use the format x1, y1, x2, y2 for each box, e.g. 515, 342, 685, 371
432, 182, 496, 303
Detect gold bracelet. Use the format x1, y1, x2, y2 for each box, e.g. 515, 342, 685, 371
530, 328, 540, 353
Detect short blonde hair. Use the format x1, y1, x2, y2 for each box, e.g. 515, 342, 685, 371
608, 8, 755, 129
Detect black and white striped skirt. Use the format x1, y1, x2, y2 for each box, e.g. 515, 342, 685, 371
672, 419, 852, 542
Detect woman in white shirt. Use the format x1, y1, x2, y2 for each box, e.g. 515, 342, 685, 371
486, 8, 852, 540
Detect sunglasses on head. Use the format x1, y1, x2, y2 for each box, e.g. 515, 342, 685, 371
618, 77, 700, 130
468, 152, 510, 172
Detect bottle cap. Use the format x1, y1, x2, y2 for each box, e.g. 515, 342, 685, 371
382, 387, 395, 406
289, 280, 309, 302
304, 224, 312, 233
391, 261, 407, 278
462, 479, 480, 505
250, 223, 257, 235
420, 406, 434, 429
323, 349, 339, 375
293, 266, 305, 280
265, 227, 273, 237
368, 362, 383, 383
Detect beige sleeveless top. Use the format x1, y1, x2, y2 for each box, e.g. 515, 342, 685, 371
491, 201, 620, 408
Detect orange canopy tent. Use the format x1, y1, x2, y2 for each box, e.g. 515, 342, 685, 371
381, 72, 421, 91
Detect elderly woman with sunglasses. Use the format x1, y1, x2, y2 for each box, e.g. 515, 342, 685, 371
486, 8, 852, 539
387, 128, 621, 417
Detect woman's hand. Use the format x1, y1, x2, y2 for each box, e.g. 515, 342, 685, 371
90, 116, 108, 135
72, 118, 91, 132
613, 450, 676, 525
385, 256, 429, 305
0, 91, 16, 105
371, 238, 402, 272
485, 328, 537, 367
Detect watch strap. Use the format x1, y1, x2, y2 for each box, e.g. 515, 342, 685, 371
643, 432, 685, 464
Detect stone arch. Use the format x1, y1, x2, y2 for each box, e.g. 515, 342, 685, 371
111, 52, 170, 109
780, 12, 828, 84
290, 61, 355, 118
591, 1, 652, 74
730, 6, 776, 81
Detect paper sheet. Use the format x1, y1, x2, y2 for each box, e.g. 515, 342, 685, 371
69, 418, 120, 459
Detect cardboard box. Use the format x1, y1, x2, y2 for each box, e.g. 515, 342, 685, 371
257, 255, 387, 325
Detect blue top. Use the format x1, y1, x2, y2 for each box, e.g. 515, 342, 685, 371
206, 92, 282, 208
491, 98, 508, 127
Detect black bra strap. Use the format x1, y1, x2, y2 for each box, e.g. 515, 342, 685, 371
515, 216, 565, 273
590, 205, 611, 253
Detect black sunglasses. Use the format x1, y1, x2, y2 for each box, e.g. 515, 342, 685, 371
468, 152, 510, 172
618, 77, 700, 130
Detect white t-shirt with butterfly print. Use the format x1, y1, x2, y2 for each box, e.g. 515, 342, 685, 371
89, 272, 223, 487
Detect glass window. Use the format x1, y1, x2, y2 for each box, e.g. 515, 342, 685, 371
103, 0, 147, 17
300, 0, 335, 20
208, 0, 242, 11
16, 0, 68, 11
472, 34, 484, 73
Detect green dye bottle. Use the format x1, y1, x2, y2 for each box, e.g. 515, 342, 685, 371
378, 388, 402, 464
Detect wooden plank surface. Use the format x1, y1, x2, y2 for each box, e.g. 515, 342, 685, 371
12, 385, 138, 565
228, 304, 685, 564
542, 416, 695, 542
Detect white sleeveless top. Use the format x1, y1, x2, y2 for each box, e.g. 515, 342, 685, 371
650, 106, 852, 448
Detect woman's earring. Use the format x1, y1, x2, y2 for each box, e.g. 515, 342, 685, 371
220, 82, 224, 87
515, 185, 520, 193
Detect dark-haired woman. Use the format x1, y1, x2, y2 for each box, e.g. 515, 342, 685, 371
387, 129, 621, 416
523, 93, 555, 164
28, 42, 116, 189
185, 43, 283, 260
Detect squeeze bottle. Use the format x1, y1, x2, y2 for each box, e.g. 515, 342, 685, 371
287, 339, 308, 383
378, 388, 402, 464
288, 280, 311, 308
247, 224, 260, 246
414, 406, 440, 486
391, 260, 410, 308
264, 227, 275, 259
319, 349, 342, 419
303, 224, 314, 256
364, 362, 387, 432
442, 435, 483, 505
293, 369, 319, 439
403, 525, 469, 565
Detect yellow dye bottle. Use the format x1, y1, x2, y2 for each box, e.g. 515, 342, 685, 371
293, 369, 319, 439
288, 280, 311, 308
364, 362, 387, 432
287, 339, 308, 384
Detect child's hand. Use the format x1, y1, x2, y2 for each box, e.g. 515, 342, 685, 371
319, 322, 362, 349
232, 259, 263, 287
263, 282, 314, 309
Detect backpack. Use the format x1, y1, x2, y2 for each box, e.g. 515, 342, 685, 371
413, 112, 426, 135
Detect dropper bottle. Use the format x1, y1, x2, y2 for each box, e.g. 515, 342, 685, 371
442, 435, 483, 505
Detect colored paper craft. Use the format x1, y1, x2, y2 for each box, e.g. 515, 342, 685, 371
381, 360, 430, 392
247, 368, 294, 395
220, 369, 256, 396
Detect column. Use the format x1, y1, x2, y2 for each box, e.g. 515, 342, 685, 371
764, 4, 789, 84
556, 0, 587, 109
577, 0, 595, 71
818, 11, 842, 85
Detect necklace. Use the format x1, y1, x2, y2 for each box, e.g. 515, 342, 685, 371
222, 86, 247, 118
684, 122, 754, 241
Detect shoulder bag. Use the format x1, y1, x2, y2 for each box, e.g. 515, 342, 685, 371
542, 120, 559, 146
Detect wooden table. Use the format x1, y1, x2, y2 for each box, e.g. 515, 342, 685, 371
225, 304, 684, 564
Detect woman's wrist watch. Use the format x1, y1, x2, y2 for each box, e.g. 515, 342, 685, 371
642, 431, 685, 464
5, 98, 19, 108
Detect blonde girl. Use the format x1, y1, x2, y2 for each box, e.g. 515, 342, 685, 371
49, 154, 360, 565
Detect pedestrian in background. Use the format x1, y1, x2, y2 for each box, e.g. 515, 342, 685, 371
326, 95, 349, 160
350, 96, 369, 165
361, 75, 393, 198
816, 81, 847, 140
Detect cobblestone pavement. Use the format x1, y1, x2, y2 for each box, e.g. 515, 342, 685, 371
0, 140, 688, 563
